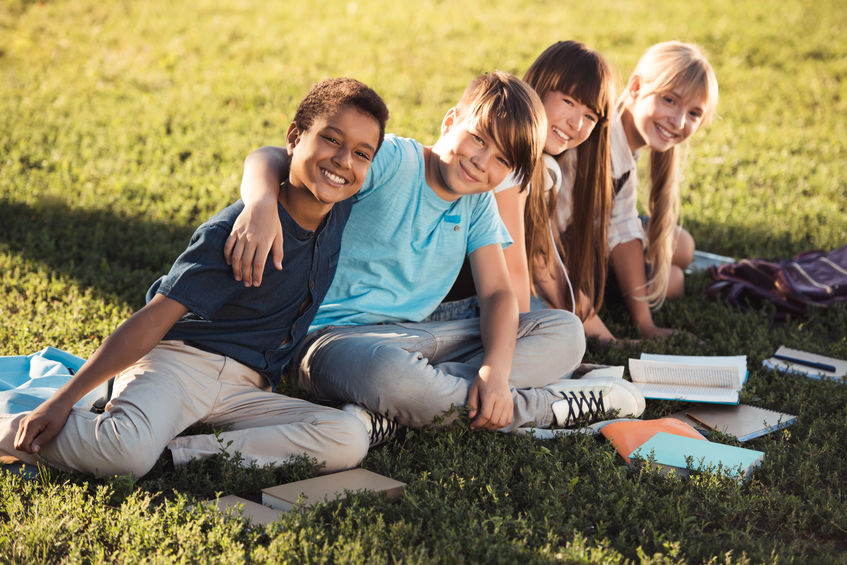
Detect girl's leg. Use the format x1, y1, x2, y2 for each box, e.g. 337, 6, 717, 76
666, 226, 695, 299
167, 357, 368, 473
672, 226, 695, 270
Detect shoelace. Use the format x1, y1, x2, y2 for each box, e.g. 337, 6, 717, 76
368, 411, 398, 446
556, 390, 605, 426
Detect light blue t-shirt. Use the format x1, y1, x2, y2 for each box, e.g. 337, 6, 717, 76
310, 135, 512, 329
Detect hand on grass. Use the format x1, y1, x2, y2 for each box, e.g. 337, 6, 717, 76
637, 323, 702, 345
467, 366, 513, 430
14, 395, 74, 455
224, 200, 283, 287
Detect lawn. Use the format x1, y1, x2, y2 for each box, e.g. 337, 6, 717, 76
1, 0, 846, 562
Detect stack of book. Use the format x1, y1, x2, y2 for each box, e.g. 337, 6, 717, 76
600, 418, 764, 480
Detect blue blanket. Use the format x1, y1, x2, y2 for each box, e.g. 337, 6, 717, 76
0, 347, 107, 414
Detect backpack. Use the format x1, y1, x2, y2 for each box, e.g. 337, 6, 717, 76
704, 244, 847, 319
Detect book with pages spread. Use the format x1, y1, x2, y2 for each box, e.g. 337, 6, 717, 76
628, 353, 748, 404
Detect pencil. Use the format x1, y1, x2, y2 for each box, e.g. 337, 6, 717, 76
772, 354, 836, 373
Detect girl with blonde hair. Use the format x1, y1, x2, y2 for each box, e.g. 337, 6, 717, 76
605, 40, 719, 340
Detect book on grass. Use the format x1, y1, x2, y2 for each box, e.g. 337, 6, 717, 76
209, 495, 285, 526
261, 468, 406, 511
763, 345, 846, 383
600, 417, 706, 464
668, 404, 797, 442
685, 250, 735, 274
628, 353, 748, 404
629, 432, 764, 480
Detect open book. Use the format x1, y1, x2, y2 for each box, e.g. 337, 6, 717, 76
628, 353, 748, 404
763, 346, 846, 383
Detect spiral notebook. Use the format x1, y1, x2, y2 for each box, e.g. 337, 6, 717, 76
668, 404, 796, 442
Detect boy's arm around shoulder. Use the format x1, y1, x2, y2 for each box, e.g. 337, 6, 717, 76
14, 294, 188, 454
467, 243, 518, 430
225, 146, 290, 287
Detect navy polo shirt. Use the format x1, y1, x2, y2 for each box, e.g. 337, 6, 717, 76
146, 198, 352, 388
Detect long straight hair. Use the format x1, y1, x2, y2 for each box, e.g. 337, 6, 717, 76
620, 41, 718, 307
522, 41, 614, 318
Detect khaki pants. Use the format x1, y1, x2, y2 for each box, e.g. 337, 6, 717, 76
1, 341, 368, 478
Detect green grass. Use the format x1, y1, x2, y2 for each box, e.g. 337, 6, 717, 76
2, 0, 847, 562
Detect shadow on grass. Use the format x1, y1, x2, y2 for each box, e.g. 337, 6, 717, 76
686, 217, 832, 260
0, 197, 195, 307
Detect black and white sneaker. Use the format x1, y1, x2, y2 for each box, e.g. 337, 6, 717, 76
342, 404, 399, 447
545, 376, 645, 428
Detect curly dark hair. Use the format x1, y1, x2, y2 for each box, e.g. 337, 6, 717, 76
293, 78, 389, 150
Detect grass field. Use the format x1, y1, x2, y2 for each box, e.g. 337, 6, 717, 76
2, 0, 846, 562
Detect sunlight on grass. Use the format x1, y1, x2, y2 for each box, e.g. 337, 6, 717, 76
1, 0, 846, 562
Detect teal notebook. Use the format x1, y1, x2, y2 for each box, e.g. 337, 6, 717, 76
629, 432, 764, 479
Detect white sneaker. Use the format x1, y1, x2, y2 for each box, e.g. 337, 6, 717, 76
513, 418, 640, 439
342, 404, 399, 447
545, 377, 646, 427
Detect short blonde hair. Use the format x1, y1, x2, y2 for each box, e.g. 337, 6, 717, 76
455, 71, 547, 191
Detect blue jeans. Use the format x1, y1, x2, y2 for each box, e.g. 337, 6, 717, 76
292, 309, 585, 431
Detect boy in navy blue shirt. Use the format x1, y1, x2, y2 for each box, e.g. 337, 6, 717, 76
1, 78, 389, 478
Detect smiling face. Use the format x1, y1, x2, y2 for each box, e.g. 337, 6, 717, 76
541, 90, 599, 155
626, 77, 707, 153
287, 105, 381, 206
427, 109, 514, 201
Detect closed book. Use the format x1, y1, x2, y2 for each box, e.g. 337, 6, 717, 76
628, 354, 748, 404
668, 404, 796, 442
763, 346, 846, 383
209, 495, 285, 526
630, 432, 764, 480
262, 468, 406, 511
600, 417, 706, 464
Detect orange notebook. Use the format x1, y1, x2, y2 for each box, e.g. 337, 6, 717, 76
600, 417, 706, 463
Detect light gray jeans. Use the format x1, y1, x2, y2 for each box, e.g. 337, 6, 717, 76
293, 309, 585, 431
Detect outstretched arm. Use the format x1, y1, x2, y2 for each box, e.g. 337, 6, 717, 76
224, 146, 290, 287
610, 239, 676, 339
14, 294, 188, 454
467, 243, 518, 431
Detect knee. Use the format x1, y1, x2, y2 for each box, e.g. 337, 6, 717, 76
527, 309, 586, 358
673, 227, 695, 268
320, 413, 369, 472
666, 266, 685, 300
86, 418, 162, 478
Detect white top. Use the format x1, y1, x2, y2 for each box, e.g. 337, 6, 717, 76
607, 114, 647, 250
496, 114, 648, 254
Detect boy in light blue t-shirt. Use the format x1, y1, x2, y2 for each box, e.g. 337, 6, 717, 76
227, 72, 646, 440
